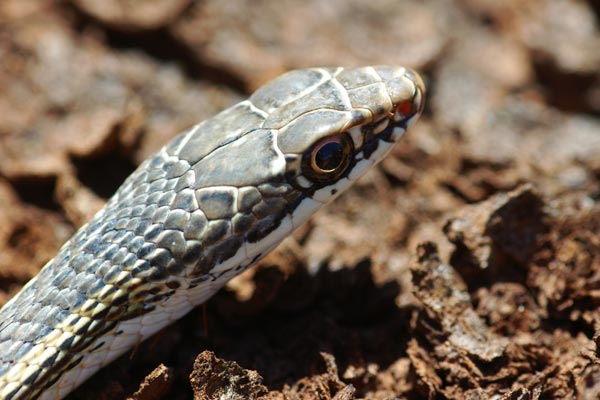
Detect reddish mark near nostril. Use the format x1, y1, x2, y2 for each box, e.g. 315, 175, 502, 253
396, 99, 414, 116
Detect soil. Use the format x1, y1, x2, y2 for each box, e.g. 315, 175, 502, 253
1, 0, 600, 399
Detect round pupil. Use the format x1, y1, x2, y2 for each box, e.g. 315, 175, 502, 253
314, 142, 344, 171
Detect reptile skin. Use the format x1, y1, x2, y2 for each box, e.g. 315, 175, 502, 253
0, 66, 425, 400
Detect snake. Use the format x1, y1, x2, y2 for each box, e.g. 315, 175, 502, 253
0, 66, 424, 400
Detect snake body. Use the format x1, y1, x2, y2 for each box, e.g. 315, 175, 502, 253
0, 66, 424, 400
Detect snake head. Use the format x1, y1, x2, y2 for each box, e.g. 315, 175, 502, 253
154, 65, 425, 266
221, 65, 426, 244
250, 65, 425, 205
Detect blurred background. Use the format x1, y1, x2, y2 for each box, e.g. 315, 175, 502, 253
1, 0, 600, 399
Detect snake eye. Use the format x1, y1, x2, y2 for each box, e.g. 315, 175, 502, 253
303, 133, 353, 182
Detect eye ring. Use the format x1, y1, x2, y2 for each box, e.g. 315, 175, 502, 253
302, 133, 354, 183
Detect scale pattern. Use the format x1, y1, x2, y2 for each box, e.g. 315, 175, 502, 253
0, 66, 425, 400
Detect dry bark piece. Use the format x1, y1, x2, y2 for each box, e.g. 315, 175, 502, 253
499, 386, 542, 400
71, 0, 191, 31
529, 198, 600, 321
409, 242, 561, 398
461, 0, 600, 73
432, 27, 532, 143
575, 361, 600, 399
331, 385, 356, 400
485, 185, 548, 265
0, 180, 72, 295
55, 172, 107, 227
171, 0, 446, 89
474, 283, 543, 334
444, 184, 548, 270
411, 242, 508, 362
406, 339, 442, 398
128, 364, 174, 400
515, 0, 600, 74
460, 0, 600, 113
262, 352, 347, 400
190, 351, 268, 400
